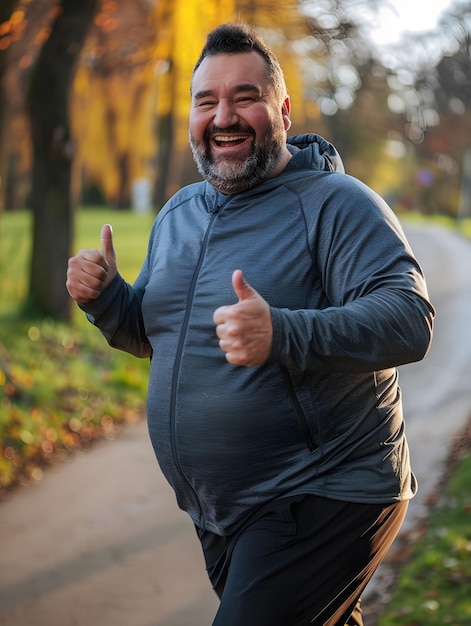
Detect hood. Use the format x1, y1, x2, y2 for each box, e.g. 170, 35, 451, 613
287, 133, 345, 174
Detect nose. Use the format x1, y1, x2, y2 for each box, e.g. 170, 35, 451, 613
213, 98, 238, 128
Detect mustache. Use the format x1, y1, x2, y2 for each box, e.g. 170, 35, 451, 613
204, 124, 254, 140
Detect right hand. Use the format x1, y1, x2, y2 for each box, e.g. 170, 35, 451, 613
66, 224, 117, 304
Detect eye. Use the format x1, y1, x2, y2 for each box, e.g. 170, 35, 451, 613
196, 100, 216, 110
235, 96, 255, 105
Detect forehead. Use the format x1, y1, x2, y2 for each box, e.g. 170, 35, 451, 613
191, 51, 270, 96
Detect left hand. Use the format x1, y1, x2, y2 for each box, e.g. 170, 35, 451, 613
213, 270, 273, 366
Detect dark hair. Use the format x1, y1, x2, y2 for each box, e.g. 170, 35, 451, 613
192, 23, 287, 101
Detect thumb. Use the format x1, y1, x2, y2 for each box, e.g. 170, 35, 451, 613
232, 269, 257, 302
100, 223, 116, 263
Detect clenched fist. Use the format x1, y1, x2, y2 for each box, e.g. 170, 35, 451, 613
66, 224, 117, 304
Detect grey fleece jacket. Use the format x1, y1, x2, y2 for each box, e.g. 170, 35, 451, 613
82, 133, 435, 536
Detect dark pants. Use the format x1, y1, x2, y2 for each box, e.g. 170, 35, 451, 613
197, 495, 408, 626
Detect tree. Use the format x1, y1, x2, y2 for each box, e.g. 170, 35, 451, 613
380, 0, 471, 216
0, 0, 21, 212
27, 0, 99, 320
0, 1, 59, 212
72, 0, 159, 209
3, 0, 391, 216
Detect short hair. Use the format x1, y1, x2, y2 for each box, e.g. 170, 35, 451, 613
192, 22, 287, 101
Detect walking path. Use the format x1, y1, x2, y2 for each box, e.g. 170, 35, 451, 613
1, 223, 470, 626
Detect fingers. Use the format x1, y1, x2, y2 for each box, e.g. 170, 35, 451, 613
100, 223, 115, 264
213, 270, 272, 366
232, 269, 257, 302
66, 250, 109, 303
213, 270, 258, 325
66, 224, 117, 304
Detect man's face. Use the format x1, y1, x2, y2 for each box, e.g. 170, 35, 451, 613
189, 51, 291, 194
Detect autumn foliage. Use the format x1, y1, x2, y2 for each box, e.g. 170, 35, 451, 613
1, 0, 318, 211
1, 0, 470, 216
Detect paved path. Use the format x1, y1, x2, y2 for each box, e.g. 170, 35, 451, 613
1, 223, 470, 626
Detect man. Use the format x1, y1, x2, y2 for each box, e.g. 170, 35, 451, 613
66, 22, 434, 626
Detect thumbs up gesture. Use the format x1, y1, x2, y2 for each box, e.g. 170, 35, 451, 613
213, 270, 273, 366
66, 224, 118, 304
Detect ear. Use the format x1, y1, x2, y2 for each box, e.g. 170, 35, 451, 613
282, 96, 291, 131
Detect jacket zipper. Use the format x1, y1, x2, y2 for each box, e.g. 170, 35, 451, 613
279, 365, 318, 452
168, 200, 229, 526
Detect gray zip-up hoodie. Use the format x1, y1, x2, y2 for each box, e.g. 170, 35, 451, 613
82, 134, 434, 536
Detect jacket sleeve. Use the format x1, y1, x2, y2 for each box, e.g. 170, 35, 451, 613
78, 221, 155, 360
79, 267, 151, 358
268, 174, 435, 373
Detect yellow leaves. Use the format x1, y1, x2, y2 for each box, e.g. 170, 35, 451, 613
72, 63, 158, 201
74, 64, 91, 95
68, 0, 317, 204
0, 456, 16, 489
19, 429, 34, 444
0, 10, 27, 50
9, 10, 25, 27
150, 0, 237, 149
155, 67, 173, 118
304, 98, 322, 122
0, 21, 12, 36
69, 1, 163, 203
10, 364, 34, 389
150, 0, 310, 148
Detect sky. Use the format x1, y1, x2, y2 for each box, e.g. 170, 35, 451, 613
370, 0, 454, 46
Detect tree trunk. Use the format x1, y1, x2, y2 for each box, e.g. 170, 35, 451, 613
154, 110, 174, 211
116, 152, 130, 209
27, 0, 98, 320
0, 0, 19, 213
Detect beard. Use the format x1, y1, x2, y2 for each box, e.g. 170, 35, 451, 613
189, 122, 286, 194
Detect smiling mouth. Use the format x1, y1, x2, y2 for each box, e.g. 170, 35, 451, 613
213, 134, 249, 147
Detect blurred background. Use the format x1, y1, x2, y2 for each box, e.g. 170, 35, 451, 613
0, 0, 470, 321
2, 0, 470, 215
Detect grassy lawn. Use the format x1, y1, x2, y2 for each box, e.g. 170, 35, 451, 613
0, 208, 470, 624
378, 444, 471, 625
0, 208, 154, 495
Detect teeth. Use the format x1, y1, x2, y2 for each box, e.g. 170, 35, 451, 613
214, 135, 245, 142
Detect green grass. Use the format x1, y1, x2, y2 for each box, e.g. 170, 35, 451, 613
0, 208, 154, 495
378, 448, 471, 625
